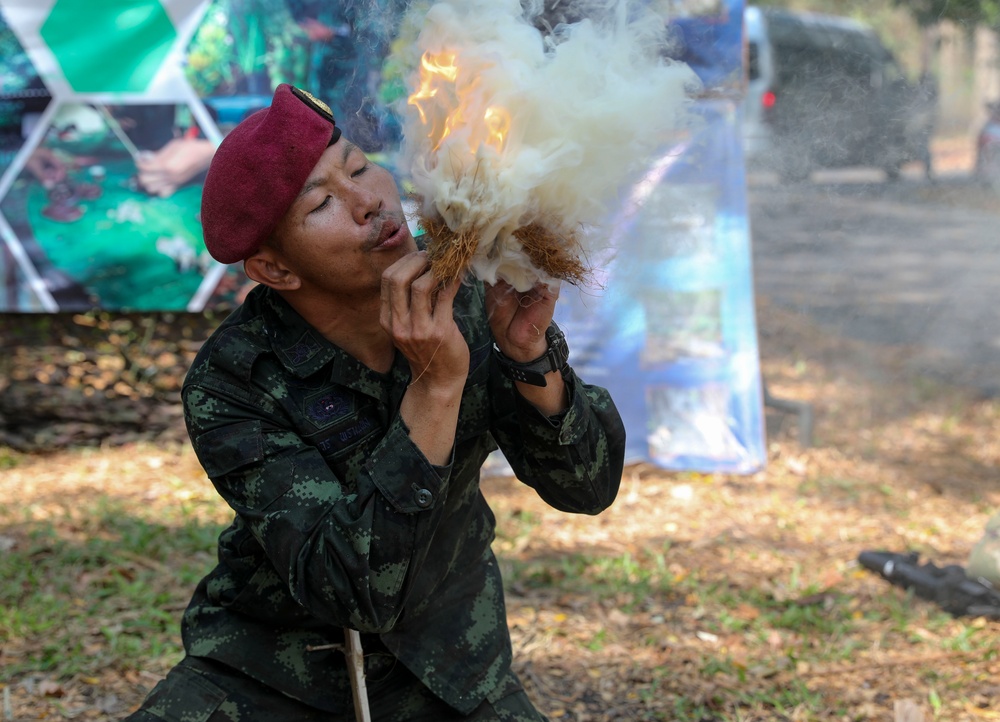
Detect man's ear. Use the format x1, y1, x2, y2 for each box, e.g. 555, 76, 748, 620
243, 246, 301, 291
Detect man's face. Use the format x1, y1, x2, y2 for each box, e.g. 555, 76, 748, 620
270, 137, 416, 298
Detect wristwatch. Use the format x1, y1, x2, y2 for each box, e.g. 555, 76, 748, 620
494, 322, 569, 387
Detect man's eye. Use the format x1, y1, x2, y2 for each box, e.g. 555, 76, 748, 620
311, 196, 331, 214
351, 163, 369, 178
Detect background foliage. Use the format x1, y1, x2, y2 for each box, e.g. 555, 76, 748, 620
755, 0, 1000, 29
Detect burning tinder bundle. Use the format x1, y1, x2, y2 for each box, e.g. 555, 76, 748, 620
396, 0, 699, 291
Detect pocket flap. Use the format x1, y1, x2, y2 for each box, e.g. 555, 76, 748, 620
192, 421, 264, 478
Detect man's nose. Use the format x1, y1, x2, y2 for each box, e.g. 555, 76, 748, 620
351, 185, 382, 224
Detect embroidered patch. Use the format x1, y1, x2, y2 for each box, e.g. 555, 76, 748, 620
310, 407, 381, 457
307, 392, 353, 424
336, 416, 374, 445
282, 335, 322, 366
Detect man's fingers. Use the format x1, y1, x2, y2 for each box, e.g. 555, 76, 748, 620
408, 269, 437, 322
485, 279, 562, 357
381, 251, 429, 315
437, 276, 463, 317
414, 275, 460, 333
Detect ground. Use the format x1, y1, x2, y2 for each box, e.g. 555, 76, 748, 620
1, 136, 998, 721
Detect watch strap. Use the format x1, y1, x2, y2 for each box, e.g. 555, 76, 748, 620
494, 322, 569, 387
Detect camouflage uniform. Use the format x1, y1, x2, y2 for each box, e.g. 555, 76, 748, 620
125, 280, 625, 719
126, 654, 542, 720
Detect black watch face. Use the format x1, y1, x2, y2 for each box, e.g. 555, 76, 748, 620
545, 324, 569, 369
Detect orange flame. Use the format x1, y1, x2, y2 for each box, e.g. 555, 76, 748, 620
484, 106, 511, 151
408, 51, 511, 155
408, 52, 458, 125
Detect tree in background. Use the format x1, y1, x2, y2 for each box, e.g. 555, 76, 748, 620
745, 0, 924, 75
755, 0, 1000, 29
892, 0, 1000, 28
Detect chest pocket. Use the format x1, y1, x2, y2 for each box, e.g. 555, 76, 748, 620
301, 392, 383, 464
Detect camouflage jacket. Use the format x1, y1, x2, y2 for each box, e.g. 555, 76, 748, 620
179, 282, 626, 714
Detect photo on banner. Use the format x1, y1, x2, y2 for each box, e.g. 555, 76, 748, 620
0, 101, 213, 310
0, 0, 222, 311
0, 0, 407, 312
0, 13, 51, 310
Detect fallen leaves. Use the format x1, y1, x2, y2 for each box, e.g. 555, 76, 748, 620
0, 312, 213, 451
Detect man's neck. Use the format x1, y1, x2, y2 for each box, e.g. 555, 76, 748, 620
281, 290, 396, 374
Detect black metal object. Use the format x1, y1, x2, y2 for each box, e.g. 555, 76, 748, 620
858, 550, 1000, 619
763, 379, 814, 448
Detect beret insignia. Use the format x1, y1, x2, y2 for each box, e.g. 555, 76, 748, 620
291, 86, 334, 123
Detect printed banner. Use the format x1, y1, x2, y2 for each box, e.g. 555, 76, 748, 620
554, 97, 765, 473
0, 0, 764, 472
0, 0, 405, 311
534, 0, 764, 473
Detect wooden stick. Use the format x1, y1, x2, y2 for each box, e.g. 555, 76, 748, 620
344, 628, 372, 722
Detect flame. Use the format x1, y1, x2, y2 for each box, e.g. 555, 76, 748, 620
484, 106, 511, 151
422, 51, 459, 81
408, 51, 458, 125
408, 50, 511, 155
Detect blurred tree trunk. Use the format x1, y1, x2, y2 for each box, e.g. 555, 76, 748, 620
935, 22, 975, 134
973, 26, 1000, 130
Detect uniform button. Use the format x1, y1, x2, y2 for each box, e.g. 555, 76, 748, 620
415, 488, 433, 508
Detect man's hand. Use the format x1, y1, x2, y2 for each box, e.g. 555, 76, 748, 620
381, 251, 469, 387
381, 251, 469, 465
486, 279, 568, 417
25, 148, 69, 188
135, 138, 215, 198
485, 279, 559, 362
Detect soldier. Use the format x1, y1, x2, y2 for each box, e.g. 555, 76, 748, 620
123, 83, 625, 721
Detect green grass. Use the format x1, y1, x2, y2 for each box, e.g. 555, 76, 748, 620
0, 499, 222, 680
496, 540, 996, 721
507, 546, 675, 609
0, 448, 22, 470
3, 487, 994, 721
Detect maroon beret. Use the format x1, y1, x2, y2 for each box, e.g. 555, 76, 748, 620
201, 84, 342, 264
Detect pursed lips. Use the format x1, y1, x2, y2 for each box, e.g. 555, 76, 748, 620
367, 213, 407, 251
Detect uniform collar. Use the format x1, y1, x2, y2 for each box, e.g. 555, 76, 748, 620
255, 285, 410, 399
256, 286, 340, 379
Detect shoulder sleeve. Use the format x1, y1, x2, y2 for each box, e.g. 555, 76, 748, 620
488, 362, 626, 515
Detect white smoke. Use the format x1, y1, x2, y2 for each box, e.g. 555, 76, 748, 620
396, 0, 700, 291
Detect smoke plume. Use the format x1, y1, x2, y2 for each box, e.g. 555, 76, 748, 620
395, 0, 699, 290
